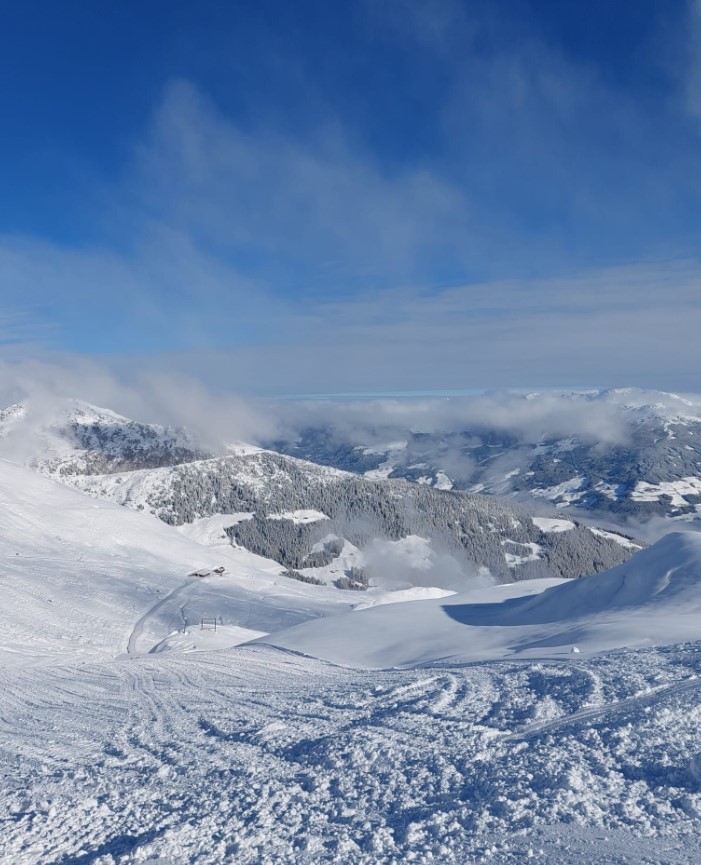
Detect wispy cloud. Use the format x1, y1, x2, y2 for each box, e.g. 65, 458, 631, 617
0, 307, 52, 347
0, 356, 275, 451
3, 233, 701, 394
131, 79, 471, 289
150, 258, 701, 394
2, 3, 701, 396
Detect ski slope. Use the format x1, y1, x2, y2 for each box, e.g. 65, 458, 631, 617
0, 460, 354, 664
259, 532, 701, 667
3, 643, 701, 864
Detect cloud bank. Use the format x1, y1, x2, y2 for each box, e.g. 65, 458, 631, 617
0, 357, 275, 453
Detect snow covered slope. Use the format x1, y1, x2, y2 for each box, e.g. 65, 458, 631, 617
259, 531, 701, 667
0, 460, 353, 664
61, 451, 639, 583
0, 397, 642, 583
5, 642, 701, 864
4, 457, 701, 862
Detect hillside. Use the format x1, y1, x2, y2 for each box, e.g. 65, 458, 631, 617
0, 459, 356, 663
63, 450, 639, 583
4, 446, 701, 864
2, 494, 701, 863
0, 398, 642, 585
258, 531, 701, 667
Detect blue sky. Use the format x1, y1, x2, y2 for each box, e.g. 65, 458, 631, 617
2, 0, 701, 396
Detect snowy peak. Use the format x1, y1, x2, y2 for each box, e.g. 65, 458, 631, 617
598, 388, 701, 422
523, 388, 701, 422
0, 397, 208, 476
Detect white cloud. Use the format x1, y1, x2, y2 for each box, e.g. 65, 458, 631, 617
145, 257, 701, 395
0, 357, 275, 453
269, 389, 633, 450
3, 248, 701, 397
1, 34, 700, 398
132, 79, 471, 286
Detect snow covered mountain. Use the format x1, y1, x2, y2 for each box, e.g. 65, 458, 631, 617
0, 398, 641, 585
56, 450, 639, 584
0, 459, 359, 663
267, 388, 701, 525
0, 399, 206, 476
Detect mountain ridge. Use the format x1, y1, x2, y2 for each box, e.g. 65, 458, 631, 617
0, 397, 642, 585
266, 388, 701, 524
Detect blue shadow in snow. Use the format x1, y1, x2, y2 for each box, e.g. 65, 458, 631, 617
49, 828, 165, 865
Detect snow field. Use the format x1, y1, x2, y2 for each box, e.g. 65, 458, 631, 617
632, 477, 701, 506
3, 644, 701, 863
268, 509, 330, 524
6, 407, 701, 863
259, 532, 701, 668
531, 517, 575, 533
588, 527, 643, 550
531, 477, 587, 507
0, 460, 355, 663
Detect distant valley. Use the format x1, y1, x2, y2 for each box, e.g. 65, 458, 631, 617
268, 389, 701, 528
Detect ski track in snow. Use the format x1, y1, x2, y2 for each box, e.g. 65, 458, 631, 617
5, 426, 701, 862
4, 644, 701, 864
126, 579, 193, 655
507, 671, 701, 742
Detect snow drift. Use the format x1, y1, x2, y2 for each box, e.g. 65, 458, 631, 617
258, 532, 701, 667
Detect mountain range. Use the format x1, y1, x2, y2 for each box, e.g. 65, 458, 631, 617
268, 389, 701, 526
0, 398, 640, 586
4, 394, 701, 864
